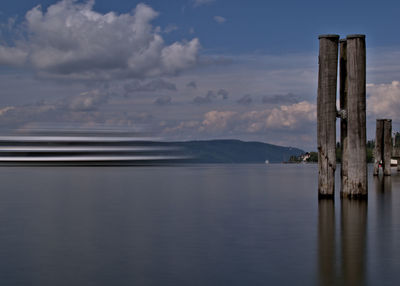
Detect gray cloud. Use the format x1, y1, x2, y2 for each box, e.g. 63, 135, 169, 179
193, 94, 213, 104
124, 79, 177, 94
213, 16, 226, 23
193, 89, 228, 104
217, 89, 229, 99
154, 96, 172, 106
63, 90, 109, 111
0, 91, 154, 130
237, 94, 252, 105
0, 1, 200, 80
262, 93, 299, 105
187, 81, 197, 89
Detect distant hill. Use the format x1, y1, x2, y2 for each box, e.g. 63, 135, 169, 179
170, 139, 304, 163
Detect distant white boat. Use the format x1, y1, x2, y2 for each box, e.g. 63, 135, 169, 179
265, 160, 269, 164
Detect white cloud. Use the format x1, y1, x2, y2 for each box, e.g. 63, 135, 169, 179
367, 81, 400, 120
165, 101, 316, 134
0, 0, 200, 80
213, 16, 226, 23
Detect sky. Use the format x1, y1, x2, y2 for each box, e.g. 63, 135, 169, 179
1, 0, 400, 150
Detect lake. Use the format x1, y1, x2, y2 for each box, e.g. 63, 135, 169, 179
0, 164, 399, 285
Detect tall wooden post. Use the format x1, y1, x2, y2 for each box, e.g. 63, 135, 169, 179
344, 34, 367, 198
383, 119, 392, 176
374, 119, 384, 175
340, 39, 348, 196
318, 35, 339, 198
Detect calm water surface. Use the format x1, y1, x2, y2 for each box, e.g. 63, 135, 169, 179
0, 164, 399, 285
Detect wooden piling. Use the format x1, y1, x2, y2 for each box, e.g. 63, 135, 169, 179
383, 119, 392, 176
344, 34, 367, 198
396, 134, 400, 172
318, 35, 339, 198
373, 119, 384, 176
340, 39, 348, 195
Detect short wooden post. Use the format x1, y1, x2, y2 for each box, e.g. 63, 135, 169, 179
344, 34, 367, 198
340, 39, 348, 195
383, 119, 392, 176
396, 134, 400, 171
318, 35, 339, 198
373, 119, 384, 176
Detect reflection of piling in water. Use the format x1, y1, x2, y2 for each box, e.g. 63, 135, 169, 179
317, 35, 339, 198
374, 176, 392, 274
318, 200, 336, 286
340, 199, 367, 286
374, 176, 392, 193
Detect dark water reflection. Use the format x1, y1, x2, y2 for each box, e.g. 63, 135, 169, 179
0, 164, 400, 285
340, 199, 367, 286
318, 200, 368, 286
318, 174, 400, 286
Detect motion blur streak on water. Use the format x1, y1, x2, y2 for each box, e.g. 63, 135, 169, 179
0, 130, 187, 166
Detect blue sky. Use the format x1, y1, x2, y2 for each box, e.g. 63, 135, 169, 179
4, 0, 400, 53
0, 0, 400, 150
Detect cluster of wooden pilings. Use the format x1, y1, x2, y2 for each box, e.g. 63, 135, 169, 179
318, 34, 367, 199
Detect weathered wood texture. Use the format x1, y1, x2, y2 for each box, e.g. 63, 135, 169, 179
383, 119, 392, 176
395, 135, 400, 171
318, 35, 339, 198
340, 39, 348, 195
373, 119, 384, 175
344, 35, 367, 198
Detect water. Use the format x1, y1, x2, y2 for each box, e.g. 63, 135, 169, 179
0, 164, 399, 285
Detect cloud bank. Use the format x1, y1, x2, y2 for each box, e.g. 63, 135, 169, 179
165, 101, 316, 134
0, 0, 200, 80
